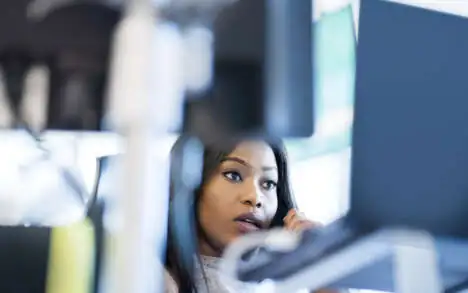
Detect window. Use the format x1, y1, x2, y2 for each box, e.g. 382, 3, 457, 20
285, 4, 356, 223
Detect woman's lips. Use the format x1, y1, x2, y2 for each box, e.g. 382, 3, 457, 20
236, 220, 261, 234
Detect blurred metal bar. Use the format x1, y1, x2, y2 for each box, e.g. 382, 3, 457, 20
106, 0, 162, 292
273, 229, 442, 293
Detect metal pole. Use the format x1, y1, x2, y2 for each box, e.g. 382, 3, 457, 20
105, 0, 177, 292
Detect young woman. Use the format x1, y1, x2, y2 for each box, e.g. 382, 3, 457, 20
164, 137, 336, 293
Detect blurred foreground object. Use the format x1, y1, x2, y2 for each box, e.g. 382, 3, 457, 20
0, 1, 117, 226
46, 219, 95, 293
0, 133, 93, 226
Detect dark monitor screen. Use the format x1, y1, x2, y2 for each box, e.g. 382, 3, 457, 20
204, 0, 315, 138
350, 0, 468, 237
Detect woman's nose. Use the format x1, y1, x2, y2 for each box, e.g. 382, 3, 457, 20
241, 198, 262, 208
240, 182, 262, 208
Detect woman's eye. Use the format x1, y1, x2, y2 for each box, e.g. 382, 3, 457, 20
262, 180, 277, 191
223, 171, 243, 183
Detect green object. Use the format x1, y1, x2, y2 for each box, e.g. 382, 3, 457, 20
46, 219, 95, 293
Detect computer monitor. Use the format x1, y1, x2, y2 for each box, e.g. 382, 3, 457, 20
350, 0, 468, 238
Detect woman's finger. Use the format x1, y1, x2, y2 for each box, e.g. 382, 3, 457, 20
283, 208, 297, 225
292, 219, 316, 231
283, 209, 322, 232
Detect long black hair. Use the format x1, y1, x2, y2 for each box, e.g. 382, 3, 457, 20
165, 136, 296, 292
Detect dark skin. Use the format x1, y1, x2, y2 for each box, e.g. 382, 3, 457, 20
197, 141, 337, 293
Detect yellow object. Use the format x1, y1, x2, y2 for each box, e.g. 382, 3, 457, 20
46, 219, 95, 293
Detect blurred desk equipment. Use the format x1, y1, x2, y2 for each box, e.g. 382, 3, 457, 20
0, 0, 120, 132
221, 0, 468, 292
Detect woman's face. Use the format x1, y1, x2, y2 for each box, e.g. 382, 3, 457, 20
197, 141, 279, 256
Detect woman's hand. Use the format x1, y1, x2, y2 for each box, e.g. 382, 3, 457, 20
283, 209, 320, 232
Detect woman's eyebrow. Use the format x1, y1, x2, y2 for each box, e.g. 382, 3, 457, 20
221, 156, 277, 171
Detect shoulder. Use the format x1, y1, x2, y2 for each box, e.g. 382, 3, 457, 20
164, 269, 178, 293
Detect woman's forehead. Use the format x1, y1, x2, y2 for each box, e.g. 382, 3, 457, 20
226, 141, 277, 169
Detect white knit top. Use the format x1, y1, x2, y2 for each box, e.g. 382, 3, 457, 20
164, 255, 270, 293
